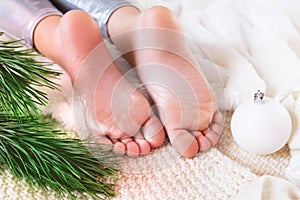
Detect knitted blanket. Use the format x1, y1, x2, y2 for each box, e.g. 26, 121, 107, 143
0, 111, 291, 199
1, 0, 300, 199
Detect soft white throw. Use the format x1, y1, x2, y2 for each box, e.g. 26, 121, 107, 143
1, 0, 300, 199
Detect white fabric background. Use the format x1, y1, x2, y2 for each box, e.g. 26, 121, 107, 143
2, 0, 300, 199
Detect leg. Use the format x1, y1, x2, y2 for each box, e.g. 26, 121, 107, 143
75, 2, 223, 158
34, 11, 165, 157
0, 0, 62, 46
49, 1, 223, 157
0, 0, 165, 157
114, 6, 223, 158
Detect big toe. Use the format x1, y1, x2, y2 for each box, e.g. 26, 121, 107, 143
195, 110, 224, 152
169, 129, 199, 158
142, 113, 166, 148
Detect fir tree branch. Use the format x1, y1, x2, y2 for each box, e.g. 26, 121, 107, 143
0, 33, 121, 199
0, 112, 119, 199
0, 35, 61, 119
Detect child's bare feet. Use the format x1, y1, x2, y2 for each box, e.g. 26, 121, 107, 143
33, 10, 165, 157
108, 6, 223, 158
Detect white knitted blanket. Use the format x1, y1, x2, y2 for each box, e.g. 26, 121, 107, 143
1, 0, 300, 199
0, 111, 291, 199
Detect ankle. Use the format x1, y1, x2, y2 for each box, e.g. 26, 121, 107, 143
141, 6, 181, 31
33, 15, 62, 62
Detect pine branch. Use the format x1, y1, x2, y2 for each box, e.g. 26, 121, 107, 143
0, 33, 120, 199
0, 34, 61, 119
0, 112, 119, 199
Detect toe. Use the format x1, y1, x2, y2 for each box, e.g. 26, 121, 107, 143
204, 129, 219, 146
95, 135, 113, 144
113, 141, 126, 156
126, 141, 140, 157
135, 138, 151, 155
213, 110, 224, 125
121, 138, 140, 157
169, 129, 199, 158
142, 114, 165, 148
195, 133, 211, 152
133, 132, 151, 155
211, 123, 222, 136
95, 135, 114, 152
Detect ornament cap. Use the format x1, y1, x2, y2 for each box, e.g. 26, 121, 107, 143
254, 90, 265, 104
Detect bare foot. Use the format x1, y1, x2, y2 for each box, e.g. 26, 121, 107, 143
108, 6, 223, 158
33, 10, 165, 157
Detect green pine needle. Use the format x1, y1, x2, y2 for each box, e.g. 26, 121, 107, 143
0, 33, 121, 199
0, 35, 61, 119
0, 112, 119, 199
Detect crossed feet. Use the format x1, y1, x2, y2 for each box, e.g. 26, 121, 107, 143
34, 6, 223, 158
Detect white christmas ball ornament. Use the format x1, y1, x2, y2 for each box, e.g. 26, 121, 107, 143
231, 90, 292, 155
